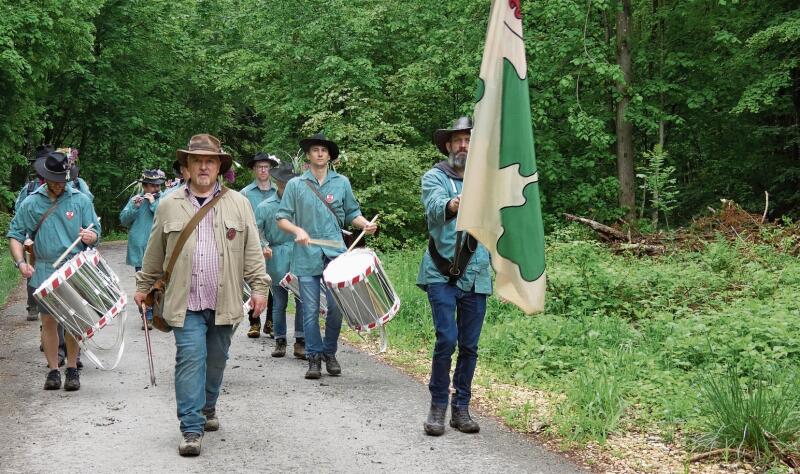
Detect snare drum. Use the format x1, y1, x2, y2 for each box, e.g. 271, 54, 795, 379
33, 249, 127, 370
323, 248, 400, 333
280, 272, 327, 315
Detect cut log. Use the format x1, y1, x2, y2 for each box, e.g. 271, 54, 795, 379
563, 213, 627, 241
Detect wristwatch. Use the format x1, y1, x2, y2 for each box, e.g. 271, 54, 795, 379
14, 259, 25, 268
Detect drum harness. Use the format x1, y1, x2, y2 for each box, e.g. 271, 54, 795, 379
428, 177, 478, 284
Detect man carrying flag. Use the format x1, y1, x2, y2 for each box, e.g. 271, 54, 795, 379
418, 116, 492, 436
457, 0, 546, 315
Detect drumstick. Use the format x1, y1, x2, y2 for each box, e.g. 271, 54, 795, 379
53, 222, 95, 268
347, 214, 379, 252
308, 238, 344, 249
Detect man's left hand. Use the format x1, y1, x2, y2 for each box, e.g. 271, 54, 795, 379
362, 221, 378, 235
80, 227, 97, 246
249, 293, 267, 316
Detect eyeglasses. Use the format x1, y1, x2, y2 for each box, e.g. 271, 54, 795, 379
254, 165, 272, 171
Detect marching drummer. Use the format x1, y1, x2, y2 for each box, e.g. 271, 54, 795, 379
419, 117, 492, 436
7, 148, 101, 392
276, 133, 377, 379
119, 169, 166, 330
240, 151, 280, 339
255, 162, 305, 359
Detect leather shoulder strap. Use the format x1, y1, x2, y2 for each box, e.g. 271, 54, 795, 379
303, 179, 342, 227
32, 201, 60, 240
163, 187, 228, 282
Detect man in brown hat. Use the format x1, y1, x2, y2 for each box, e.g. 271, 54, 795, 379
134, 134, 269, 457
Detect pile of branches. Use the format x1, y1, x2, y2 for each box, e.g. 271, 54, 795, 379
564, 199, 800, 256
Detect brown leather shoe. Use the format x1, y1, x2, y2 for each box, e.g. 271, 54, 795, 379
247, 323, 261, 338
293, 339, 306, 359
178, 432, 203, 456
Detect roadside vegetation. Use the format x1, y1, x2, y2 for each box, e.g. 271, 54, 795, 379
371, 217, 800, 470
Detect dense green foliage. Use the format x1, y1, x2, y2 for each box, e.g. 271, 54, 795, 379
378, 227, 800, 452
2, 1, 798, 236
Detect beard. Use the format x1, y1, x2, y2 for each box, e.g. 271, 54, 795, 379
448, 151, 467, 170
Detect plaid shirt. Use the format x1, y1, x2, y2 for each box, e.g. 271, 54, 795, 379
186, 184, 221, 311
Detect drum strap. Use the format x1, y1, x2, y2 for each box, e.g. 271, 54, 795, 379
428, 231, 478, 285
162, 187, 228, 283
32, 201, 60, 240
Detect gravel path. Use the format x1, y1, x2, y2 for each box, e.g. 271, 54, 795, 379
0, 242, 583, 473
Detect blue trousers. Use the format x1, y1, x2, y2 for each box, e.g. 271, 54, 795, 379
299, 275, 343, 356
426, 283, 487, 407
173, 309, 233, 434
271, 283, 304, 340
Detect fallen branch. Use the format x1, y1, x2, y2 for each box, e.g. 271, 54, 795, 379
563, 213, 627, 241
617, 243, 667, 254
689, 448, 754, 463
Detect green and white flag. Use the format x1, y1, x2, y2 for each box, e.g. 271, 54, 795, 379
457, 0, 546, 314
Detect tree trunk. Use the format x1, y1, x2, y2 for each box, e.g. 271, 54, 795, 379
615, 0, 636, 222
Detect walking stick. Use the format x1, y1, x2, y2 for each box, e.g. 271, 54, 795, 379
141, 303, 156, 387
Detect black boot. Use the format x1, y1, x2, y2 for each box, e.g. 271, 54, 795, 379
305, 354, 322, 379
272, 338, 287, 358
423, 404, 447, 436
450, 406, 480, 433
322, 353, 341, 375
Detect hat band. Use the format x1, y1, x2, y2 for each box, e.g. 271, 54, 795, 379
187, 144, 222, 153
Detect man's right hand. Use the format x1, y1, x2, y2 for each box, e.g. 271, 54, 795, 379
19, 262, 33, 278
263, 246, 273, 259
134, 291, 148, 309
447, 195, 461, 214
294, 228, 310, 246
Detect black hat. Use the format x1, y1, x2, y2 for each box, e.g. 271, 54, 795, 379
299, 133, 340, 161
172, 160, 183, 177
140, 169, 166, 185
270, 162, 299, 183
433, 116, 473, 156
33, 151, 78, 183
31, 144, 54, 163
247, 152, 280, 169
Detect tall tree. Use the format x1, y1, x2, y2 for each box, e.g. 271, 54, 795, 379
615, 0, 636, 221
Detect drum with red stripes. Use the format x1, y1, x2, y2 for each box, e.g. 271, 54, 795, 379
322, 248, 400, 333
33, 249, 127, 369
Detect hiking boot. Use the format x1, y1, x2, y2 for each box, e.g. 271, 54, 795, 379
141, 320, 153, 330
58, 357, 65, 367
423, 404, 447, 436
322, 353, 341, 376
247, 323, 261, 338
272, 339, 287, 358
77, 358, 83, 370
263, 318, 274, 338
305, 354, 322, 379
44, 369, 61, 390
64, 368, 80, 391
293, 338, 306, 359
450, 406, 480, 433
178, 432, 203, 456
203, 409, 219, 432
27, 308, 39, 321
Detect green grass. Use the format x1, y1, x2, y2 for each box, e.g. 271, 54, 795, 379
378, 224, 800, 458
0, 251, 21, 307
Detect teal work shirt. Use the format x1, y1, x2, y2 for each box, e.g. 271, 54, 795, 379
119, 194, 160, 267
275, 170, 362, 277
15, 177, 93, 211
7, 185, 102, 288
255, 195, 295, 283
416, 166, 492, 294
241, 181, 275, 215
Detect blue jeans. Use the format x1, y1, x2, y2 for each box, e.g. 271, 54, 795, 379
173, 309, 233, 434
134, 267, 153, 321
271, 284, 304, 340
426, 283, 487, 407
299, 275, 343, 356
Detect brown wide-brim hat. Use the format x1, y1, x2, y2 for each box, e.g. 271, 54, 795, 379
299, 133, 340, 161
33, 152, 78, 183
433, 116, 473, 156
176, 134, 233, 173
